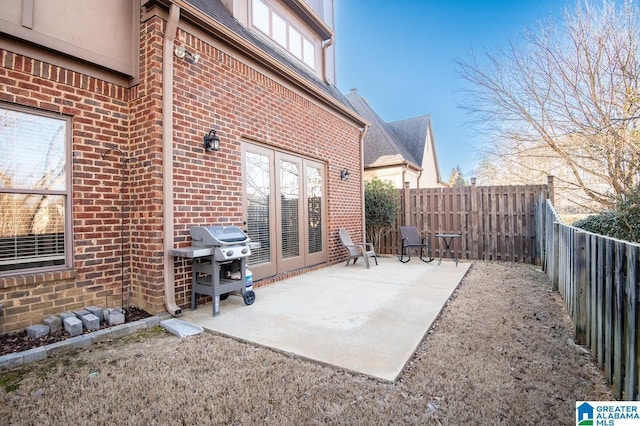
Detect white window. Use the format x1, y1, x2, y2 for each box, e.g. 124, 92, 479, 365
0, 104, 72, 275
303, 38, 315, 68
252, 0, 270, 34
272, 13, 287, 48
251, 0, 317, 70
289, 27, 302, 59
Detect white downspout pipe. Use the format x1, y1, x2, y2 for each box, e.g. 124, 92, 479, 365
322, 36, 334, 84
163, 3, 182, 316
359, 126, 368, 242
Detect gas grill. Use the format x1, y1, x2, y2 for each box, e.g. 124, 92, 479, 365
169, 225, 255, 316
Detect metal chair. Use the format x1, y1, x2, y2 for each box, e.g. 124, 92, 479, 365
338, 228, 378, 269
398, 226, 434, 263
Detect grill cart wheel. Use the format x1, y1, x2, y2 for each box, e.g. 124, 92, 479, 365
243, 290, 255, 305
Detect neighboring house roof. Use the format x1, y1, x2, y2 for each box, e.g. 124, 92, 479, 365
387, 115, 431, 168
344, 89, 418, 168
183, 0, 353, 114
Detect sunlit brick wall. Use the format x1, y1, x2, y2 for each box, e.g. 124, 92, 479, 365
0, 50, 131, 334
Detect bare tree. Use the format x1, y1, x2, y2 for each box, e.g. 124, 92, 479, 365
458, 0, 640, 210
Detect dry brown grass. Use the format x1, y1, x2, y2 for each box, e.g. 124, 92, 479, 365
1, 262, 613, 425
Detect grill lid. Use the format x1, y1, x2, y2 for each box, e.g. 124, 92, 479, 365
190, 225, 250, 247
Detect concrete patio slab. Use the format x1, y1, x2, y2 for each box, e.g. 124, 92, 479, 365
181, 257, 471, 382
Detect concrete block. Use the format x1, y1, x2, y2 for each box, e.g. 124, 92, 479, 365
90, 329, 113, 344
103, 309, 110, 322
73, 309, 90, 318
22, 347, 47, 364
108, 310, 125, 326
46, 339, 72, 356
64, 316, 83, 337
67, 335, 92, 349
110, 323, 130, 339
142, 316, 161, 328
86, 306, 104, 321
80, 314, 100, 331
0, 352, 23, 370
27, 324, 50, 339
43, 316, 62, 333
59, 311, 75, 321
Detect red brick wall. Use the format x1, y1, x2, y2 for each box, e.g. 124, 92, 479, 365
167, 29, 363, 305
0, 14, 364, 333
0, 50, 131, 334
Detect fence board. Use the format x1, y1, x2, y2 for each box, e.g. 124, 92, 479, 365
624, 245, 638, 400
604, 237, 614, 383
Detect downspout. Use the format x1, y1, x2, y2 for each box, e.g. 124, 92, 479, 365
322, 36, 334, 84
359, 126, 368, 241
163, 3, 182, 316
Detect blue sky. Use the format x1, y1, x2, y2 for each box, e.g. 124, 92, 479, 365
335, 1, 573, 180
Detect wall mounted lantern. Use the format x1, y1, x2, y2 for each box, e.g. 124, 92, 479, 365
340, 168, 350, 181
204, 129, 220, 152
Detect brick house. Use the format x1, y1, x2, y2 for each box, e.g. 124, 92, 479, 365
345, 88, 444, 189
0, 0, 367, 334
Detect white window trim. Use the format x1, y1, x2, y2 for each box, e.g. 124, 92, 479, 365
0, 102, 73, 276
251, 0, 317, 72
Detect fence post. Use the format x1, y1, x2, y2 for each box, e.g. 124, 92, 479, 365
574, 231, 589, 345
470, 178, 479, 260
403, 181, 410, 227
547, 175, 554, 204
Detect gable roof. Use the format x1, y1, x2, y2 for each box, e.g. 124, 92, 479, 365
387, 115, 431, 168
344, 89, 419, 168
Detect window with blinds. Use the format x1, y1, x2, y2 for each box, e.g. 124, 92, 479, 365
0, 105, 70, 274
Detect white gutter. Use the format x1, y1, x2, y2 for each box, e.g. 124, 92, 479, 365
162, 3, 182, 316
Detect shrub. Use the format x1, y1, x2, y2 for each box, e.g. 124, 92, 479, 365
364, 177, 399, 253
572, 185, 640, 243
572, 211, 620, 237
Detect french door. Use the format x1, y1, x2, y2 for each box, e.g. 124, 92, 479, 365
242, 143, 326, 280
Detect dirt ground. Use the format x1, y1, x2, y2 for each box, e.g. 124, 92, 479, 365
0, 262, 614, 425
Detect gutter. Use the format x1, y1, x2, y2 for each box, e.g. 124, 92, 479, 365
162, 3, 182, 316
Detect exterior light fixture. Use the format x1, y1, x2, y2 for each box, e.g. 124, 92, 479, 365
340, 168, 350, 181
174, 44, 200, 64
204, 129, 220, 152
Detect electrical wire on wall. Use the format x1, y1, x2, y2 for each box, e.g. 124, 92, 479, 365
101, 144, 138, 311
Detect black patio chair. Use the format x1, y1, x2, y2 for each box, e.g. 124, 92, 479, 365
398, 226, 434, 263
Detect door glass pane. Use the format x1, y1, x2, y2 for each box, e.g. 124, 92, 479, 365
280, 159, 299, 259
306, 166, 322, 254
246, 152, 271, 265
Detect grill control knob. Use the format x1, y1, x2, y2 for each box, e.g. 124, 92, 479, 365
242, 248, 248, 254
226, 250, 234, 257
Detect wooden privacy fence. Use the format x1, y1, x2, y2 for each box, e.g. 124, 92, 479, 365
377, 177, 553, 264
538, 199, 640, 400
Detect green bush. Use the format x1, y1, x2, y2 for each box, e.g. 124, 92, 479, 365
365, 177, 399, 253
572, 185, 640, 243
572, 211, 620, 237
